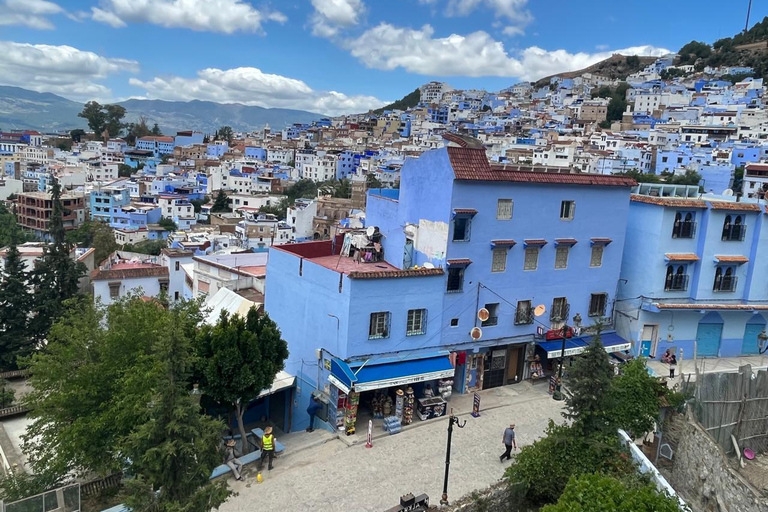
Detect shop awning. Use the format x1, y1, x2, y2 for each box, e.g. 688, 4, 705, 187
538, 332, 631, 358
257, 370, 296, 399
349, 356, 455, 392
328, 358, 358, 394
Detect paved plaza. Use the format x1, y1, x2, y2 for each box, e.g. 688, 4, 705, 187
220, 383, 564, 512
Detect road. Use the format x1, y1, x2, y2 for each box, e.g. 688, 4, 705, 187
220, 383, 564, 512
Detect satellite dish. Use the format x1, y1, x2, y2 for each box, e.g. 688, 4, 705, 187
477, 308, 490, 322
423, 262, 435, 269
366, 226, 376, 237
533, 304, 546, 317
723, 188, 734, 197
470, 327, 483, 340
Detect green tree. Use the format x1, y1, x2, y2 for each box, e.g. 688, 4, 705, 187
625, 55, 640, 68
286, 179, 318, 202
0, 203, 31, 248
216, 126, 234, 144
78, 101, 107, 136
123, 239, 167, 256
22, 297, 205, 479
118, 163, 134, 177
196, 309, 289, 453
104, 104, 127, 138
69, 129, 85, 143
542, 474, 680, 512
158, 217, 178, 232
610, 358, 666, 439
123, 305, 231, 512
92, 222, 118, 264
0, 379, 14, 407
335, 178, 352, 198
733, 166, 745, 194
563, 325, 615, 436
125, 116, 151, 146
366, 173, 383, 189
677, 40, 712, 65
211, 191, 230, 213
607, 96, 628, 121
373, 88, 420, 114
151, 123, 162, 136
595, 86, 613, 98
28, 178, 86, 343
0, 233, 32, 370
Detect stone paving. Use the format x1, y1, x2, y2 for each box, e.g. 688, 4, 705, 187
219, 383, 564, 512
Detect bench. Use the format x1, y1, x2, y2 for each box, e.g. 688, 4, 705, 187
210, 449, 262, 479
251, 428, 286, 453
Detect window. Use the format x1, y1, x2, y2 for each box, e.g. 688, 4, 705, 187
497, 199, 513, 220
590, 245, 604, 267
406, 309, 426, 336
515, 300, 533, 325
665, 265, 689, 291
174, 291, 180, 301
560, 200, 575, 220
662, 156, 668, 163
524, 247, 539, 270
108, 282, 120, 299
450, 318, 459, 327
672, 212, 696, 238
491, 248, 507, 272
175, 261, 180, 271
551, 297, 568, 322
368, 312, 390, 339
482, 303, 499, 327
713, 267, 737, 292
453, 216, 470, 241
447, 267, 464, 292
589, 293, 608, 317
722, 215, 745, 241
554, 246, 569, 269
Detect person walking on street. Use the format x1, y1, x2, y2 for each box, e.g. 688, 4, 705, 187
669, 354, 677, 379
257, 426, 276, 472
499, 423, 517, 462
307, 395, 321, 432
224, 439, 244, 481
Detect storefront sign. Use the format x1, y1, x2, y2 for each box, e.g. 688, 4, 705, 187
604, 343, 632, 354
546, 346, 585, 359
352, 369, 455, 392
471, 393, 481, 417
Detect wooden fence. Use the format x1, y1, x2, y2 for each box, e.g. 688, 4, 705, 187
0, 370, 28, 380
0, 405, 30, 419
687, 365, 768, 455
80, 473, 122, 497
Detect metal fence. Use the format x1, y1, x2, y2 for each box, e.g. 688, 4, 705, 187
686, 365, 768, 456
2, 483, 80, 512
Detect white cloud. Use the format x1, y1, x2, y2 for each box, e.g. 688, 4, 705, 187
129, 67, 386, 116
0, 0, 64, 29
0, 41, 138, 101
91, 0, 286, 34
310, 0, 365, 38
348, 24, 670, 80
441, 0, 532, 36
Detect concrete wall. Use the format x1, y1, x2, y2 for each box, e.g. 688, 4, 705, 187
670, 416, 767, 512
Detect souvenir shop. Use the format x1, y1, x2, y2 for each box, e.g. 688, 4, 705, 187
327, 355, 456, 435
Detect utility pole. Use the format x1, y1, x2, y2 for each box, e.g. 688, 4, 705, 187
440, 410, 466, 506
745, 0, 753, 33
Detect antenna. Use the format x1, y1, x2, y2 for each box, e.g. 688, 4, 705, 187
470, 327, 482, 340
477, 308, 490, 322
533, 304, 546, 317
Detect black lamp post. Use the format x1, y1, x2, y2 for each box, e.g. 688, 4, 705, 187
552, 305, 577, 401
439, 410, 466, 506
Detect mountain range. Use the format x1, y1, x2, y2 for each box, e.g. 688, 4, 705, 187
0, 86, 325, 134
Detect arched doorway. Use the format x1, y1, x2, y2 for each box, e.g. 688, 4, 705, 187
696, 312, 724, 358
742, 314, 766, 355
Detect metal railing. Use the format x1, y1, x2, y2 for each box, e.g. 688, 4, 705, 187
713, 275, 738, 292
671, 220, 696, 239
721, 224, 746, 241
665, 274, 690, 292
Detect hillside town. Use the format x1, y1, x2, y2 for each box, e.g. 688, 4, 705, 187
1, 38, 768, 512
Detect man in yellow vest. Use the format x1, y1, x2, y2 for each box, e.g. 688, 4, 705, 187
257, 426, 276, 472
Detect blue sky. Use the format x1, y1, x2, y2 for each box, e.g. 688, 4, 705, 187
0, 0, 764, 115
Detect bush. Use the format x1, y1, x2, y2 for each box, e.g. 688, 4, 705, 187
542, 473, 680, 512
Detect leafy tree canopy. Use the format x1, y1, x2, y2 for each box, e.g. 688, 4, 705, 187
542, 473, 680, 512
78, 101, 126, 138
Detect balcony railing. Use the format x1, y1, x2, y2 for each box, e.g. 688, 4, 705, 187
713, 275, 738, 292
664, 274, 689, 292
671, 221, 697, 239
722, 224, 746, 241
515, 311, 533, 325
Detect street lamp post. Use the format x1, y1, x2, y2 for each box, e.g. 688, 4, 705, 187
439, 410, 466, 506
553, 307, 579, 401
757, 329, 768, 369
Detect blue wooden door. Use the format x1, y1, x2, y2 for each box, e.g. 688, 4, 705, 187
696, 323, 723, 357
640, 341, 652, 357
742, 324, 764, 355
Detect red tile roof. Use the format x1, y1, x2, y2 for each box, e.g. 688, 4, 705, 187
447, 258, 473, 265
665, 253, 700, 261
453, 208, 478, 215
447, 147, 636, 186
555, 238, 578, 245
715, 255, 749, 263
524, 239, 548, 246
348, 268, 445, 279
708, 201, 761, 212
630, 195, 708, 208
591, 237, 613, 245
491, 239, 517, 246
654, 303, 768, 310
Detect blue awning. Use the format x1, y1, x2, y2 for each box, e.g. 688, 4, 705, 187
349, 356, 455, 392
329, 358, 357, 394
538, 332, 631, 358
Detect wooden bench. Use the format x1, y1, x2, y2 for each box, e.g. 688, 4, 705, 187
250, 428, 286, 453
210, 449, 261, 479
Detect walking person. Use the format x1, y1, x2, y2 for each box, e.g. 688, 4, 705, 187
307, 395, 321, 432
669, 353, 677, 379
257, 426, 276, 472
224, 439, 244, 481
499, 422, 517, 462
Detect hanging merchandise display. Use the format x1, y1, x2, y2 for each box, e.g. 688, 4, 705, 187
344, 391, 359, 436
395, 388, 405, 422
437, 379, 453, 400
371, 389, 385, 419
402, 387, 415, 425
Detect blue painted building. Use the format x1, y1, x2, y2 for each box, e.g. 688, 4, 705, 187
244, 146, 267, 160
174, 131, 204, 147
616, 183, 768, 362
90, 185, 131, 223
136, 136, 174, 156
110, 204, 162, 230
265, 138, 636, 433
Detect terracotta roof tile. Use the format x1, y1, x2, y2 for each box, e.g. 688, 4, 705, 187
555, 238, 578, 245
453, 208, 478, 215
92, 266, 169, 280
447, 258, 473, 265
654, 303, 768, 310
591, 237, 613, 245
524, 239, 548, 246
715, 255, 749, 263
707, 201, 761, 212
491, 239, 517, 246
665, 253, 700, 261
347, 268, 445, 279
630, 194, 708, 208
